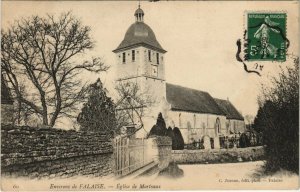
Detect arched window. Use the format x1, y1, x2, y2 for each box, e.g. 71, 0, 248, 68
187, 121, 191, 130
215, 117, 221, 136
187, 121, 192, 143
193, 114, 196, 128
202, 122, 206, 135
226, 121, 230, 134
179, 113, 182, 128
234, 121, 237, 133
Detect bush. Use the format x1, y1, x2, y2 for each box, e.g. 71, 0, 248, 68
173, 127, 184, 150
148, 113, 167, 137
262, 100, 299, 174
148, 113, 184, 150
255, 57, 299, 174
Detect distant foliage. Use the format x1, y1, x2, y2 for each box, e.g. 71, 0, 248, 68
239, 133, 250, 148
253, 105, 268, 134
77, 78, 117, 134
255, 57, 299, 174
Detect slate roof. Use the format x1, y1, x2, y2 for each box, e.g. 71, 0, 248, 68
166, 83, 225, 115
214, 98, 244, 120
113, 22, 166, 53
1, 75, 14, 105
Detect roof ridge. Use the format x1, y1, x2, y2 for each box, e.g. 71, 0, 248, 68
213, 98, 244, 120
213, 97, 230, 103
166, 83, 209, 95
166, 83, 225, 115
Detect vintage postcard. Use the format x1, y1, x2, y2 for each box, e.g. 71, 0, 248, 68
1, 0, 299, 191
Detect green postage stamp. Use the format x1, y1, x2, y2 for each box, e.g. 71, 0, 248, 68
247, 12, 287, 62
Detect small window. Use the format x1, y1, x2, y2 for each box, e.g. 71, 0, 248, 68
122, 52, 126, 63
148, 50, 151, 62
156, 53, 159, 64
132, 50, 135, 61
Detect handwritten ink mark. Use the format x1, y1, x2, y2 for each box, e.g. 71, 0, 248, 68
236, 39, 261, 76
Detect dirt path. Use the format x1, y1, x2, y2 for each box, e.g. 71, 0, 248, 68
140, 161, 299, 190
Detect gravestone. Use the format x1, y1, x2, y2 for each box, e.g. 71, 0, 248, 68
213, 136, 220, 149
202, 135, 211, 149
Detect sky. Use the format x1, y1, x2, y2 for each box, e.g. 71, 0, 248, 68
2, 1, 299, 127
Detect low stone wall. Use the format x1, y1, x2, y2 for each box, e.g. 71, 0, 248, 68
1, 125, 113, 178
1, 104, 14, 125
172, 146, 265, 164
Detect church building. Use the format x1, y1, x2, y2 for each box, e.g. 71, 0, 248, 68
113, 6, 245, 148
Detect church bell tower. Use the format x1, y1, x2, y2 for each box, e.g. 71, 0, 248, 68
113, 5, 167, 104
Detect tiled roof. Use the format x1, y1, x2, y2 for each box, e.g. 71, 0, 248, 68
113, 22, 166, 53
166, 83, 225, 115
1, 75, 14, 105
214, 98, 244, 120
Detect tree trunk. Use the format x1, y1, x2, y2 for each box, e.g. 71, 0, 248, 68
42, 112, 48, 126
17, 99, 22, 125
49, 77, 61, 127
40, 91, 49, 126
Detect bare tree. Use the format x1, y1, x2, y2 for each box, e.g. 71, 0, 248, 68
1, 12, 109, 127
115, 81, 154, 136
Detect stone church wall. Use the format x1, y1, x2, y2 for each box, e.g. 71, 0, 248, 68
1, 125, 113, 178
141, 47, 165, 80
115, 46, 165, 81
115, 47, 144, 79
166, 111, 227, 144
141, 77, 166, 103
227, 119, 245, 133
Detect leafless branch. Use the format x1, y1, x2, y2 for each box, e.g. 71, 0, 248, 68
1, 12, 109, 127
